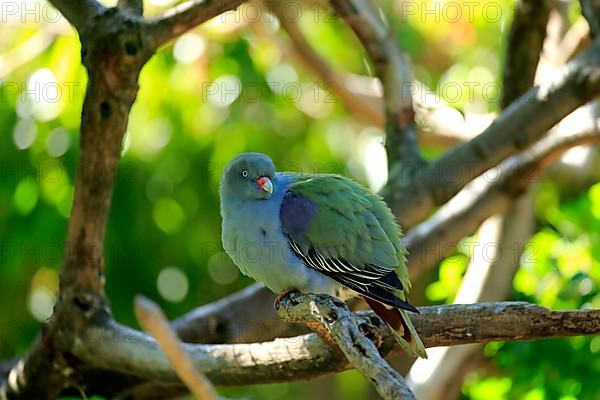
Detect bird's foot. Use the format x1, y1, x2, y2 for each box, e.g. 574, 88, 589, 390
274, 288, 298, 309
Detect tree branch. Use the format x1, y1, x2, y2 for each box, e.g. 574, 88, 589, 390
144, 0, 248, 49
269, 2, 383, 127
330, 0, 423, 169
276, 293, 416, 400
172, 283, 305, 344
405, 118, 600, 278
48, 0, 106, 33
391, 36, 600, 227
69, 300, 600, 388
118, 0, 144, 16
503, 0, 554, 108
264, 11, 468, 147
1, 4, 154, 398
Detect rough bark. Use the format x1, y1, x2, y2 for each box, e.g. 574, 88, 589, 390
276, 292, 416, 400
67, 300, 600, 387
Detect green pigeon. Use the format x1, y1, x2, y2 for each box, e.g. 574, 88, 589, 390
220, 152, 427, 358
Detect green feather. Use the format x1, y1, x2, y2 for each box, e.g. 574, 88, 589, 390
288, 174, 409, 290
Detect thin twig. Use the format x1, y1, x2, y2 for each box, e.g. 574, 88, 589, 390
134, 295, 219, 400
269, 1, 383, 126
0, 32, 57, 79
260, 9, 468, 146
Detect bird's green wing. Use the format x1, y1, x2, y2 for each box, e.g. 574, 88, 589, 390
280, 174, 413, 308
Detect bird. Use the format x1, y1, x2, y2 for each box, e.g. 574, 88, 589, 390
219, 152, 427, 358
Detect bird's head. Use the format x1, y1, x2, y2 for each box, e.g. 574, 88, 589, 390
221, 152, 276, 201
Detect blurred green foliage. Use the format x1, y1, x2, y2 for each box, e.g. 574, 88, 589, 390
1, 0, 598, 399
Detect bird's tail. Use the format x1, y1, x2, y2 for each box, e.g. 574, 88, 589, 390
364, 297, 427, 359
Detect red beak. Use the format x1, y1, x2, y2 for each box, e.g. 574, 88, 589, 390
256, 177, 273, 194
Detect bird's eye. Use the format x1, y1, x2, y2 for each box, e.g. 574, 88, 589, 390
241, 170, 249, 178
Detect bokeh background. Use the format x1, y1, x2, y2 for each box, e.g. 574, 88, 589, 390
1, 0, 600, 399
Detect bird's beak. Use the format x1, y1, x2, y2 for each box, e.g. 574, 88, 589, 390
256, 177, 273, 194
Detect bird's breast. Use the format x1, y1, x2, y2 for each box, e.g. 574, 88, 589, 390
221, 200, 293, 283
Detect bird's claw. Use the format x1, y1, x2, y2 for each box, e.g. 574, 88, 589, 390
274, 289, 297, 309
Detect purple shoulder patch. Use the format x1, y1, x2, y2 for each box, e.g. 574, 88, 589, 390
280, 190, 317, 237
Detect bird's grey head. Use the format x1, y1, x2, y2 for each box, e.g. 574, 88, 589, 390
220, 153, 276, 201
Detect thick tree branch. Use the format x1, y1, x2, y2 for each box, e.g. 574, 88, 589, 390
276, 293, 416, 400
144, 0, 247, 49
68, 300, 600, 388
48, 0, 106, 33
118, 0, 144, 16
405, 118, 600, 278
330, 0, 423, 169
172, 283, 305, 344
1, 4, 154, 398
391, 36, 600, 227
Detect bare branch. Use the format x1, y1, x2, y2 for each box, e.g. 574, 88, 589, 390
276, 293, 416, 400
405, 118, 600, 278
263, 12, 468, 147
503, 0, 554, 107
144, 0, 247, 49
172, 283, 305, 344
118, 0, 144, 16
269, 3, 383, 127
135, 296, 218, 400
70, 301, 600, 388
330, 0, 423, 169
48, 0, 106, 32
391, 36, 600, 228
